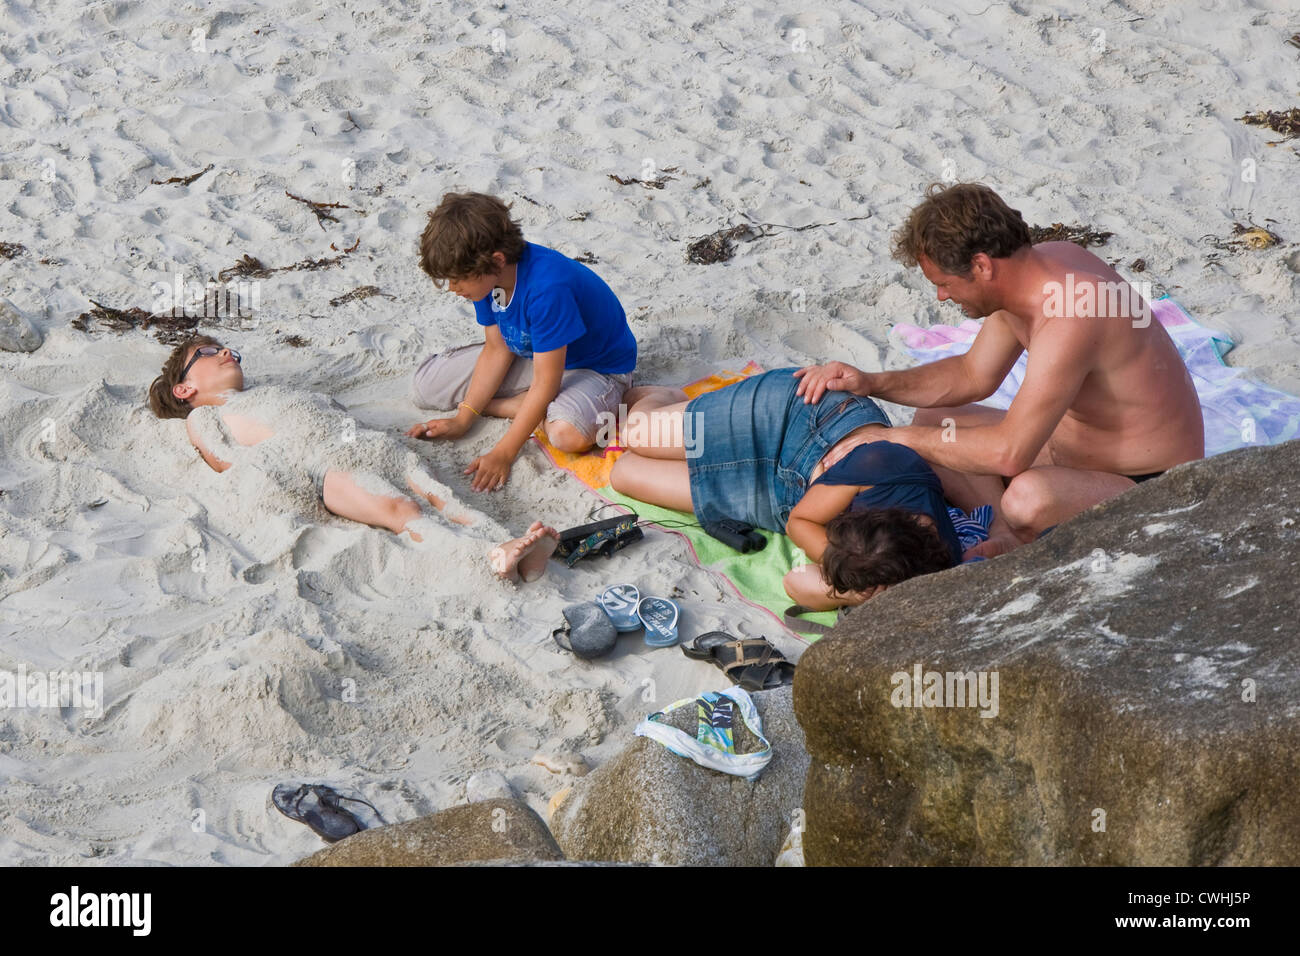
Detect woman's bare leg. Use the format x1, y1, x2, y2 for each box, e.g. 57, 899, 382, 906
609, 452, 693, 512
620, 395, 693, 461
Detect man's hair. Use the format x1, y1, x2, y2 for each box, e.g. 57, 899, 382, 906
148, 334, 221, 420
820, 508, 955, 597
891, 182, 1031, 277
418, 192, 525, 286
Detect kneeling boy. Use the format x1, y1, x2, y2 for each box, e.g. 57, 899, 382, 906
408, 192, 637, 491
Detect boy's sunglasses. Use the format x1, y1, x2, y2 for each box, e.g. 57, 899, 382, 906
180, 346, 241, 381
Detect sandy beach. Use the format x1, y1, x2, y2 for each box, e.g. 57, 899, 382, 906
1, 0, 1297, 864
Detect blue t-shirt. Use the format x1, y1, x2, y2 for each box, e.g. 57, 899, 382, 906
473, 242, 637, 374
812, 441, 963, 565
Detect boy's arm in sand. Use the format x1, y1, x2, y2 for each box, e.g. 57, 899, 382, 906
408, 325, 516, 440
795, 311, 1025, 408
888, 315, 1096, 476
465, 346, 565, 491
785, 482, 861, 563
185, 415, 232, 473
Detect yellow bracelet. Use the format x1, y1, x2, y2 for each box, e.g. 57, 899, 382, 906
459, 401, 481, 417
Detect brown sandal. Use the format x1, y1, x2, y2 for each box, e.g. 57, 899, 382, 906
681, 632, 795, 692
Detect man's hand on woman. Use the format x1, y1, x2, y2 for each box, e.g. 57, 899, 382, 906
793, 362, 872, 404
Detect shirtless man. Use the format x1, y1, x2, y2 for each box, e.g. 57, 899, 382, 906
796, 183, 1204, 557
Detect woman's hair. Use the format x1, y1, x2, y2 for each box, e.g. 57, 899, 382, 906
890, 182, 1031, 277
418, 191, 525, 286
148, 333, 221, 420
820, 508, 956, 597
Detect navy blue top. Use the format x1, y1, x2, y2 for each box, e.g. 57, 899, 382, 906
812, 441, 962, 565
473, 242, 637, 374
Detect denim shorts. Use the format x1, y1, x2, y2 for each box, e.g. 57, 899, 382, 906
685, 368, 892, 532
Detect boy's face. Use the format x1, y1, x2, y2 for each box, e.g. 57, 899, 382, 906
446, 273, 497, 301
173, 344, 244, 406
445, 252, 508, 301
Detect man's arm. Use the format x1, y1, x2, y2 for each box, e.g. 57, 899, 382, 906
887, 316, 1098, 476
796, 310, 1025, 407
873, 310, 1026, 407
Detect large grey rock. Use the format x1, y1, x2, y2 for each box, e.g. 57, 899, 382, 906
550, 686, 808, 865
294, 799, 564, 866
0, 299, 42, 352
796, 439, 1300, 866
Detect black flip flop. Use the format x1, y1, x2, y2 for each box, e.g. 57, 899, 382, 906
271, 783, 382, 844
682, 631, 795, 692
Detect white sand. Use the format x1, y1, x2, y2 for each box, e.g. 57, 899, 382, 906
1, 0, 1298, 864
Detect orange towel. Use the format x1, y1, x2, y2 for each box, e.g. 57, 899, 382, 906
531, 362, 762, 488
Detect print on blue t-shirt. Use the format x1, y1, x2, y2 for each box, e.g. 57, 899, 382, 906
473, 242, 637, 375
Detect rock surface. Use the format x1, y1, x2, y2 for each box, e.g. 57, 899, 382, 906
550, 685, 808, 865
796, 439, 1300, 865
0, 299, 43, 352
295, 799, 564, 866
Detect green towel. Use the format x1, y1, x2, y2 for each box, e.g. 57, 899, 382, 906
601, 486, 837, 639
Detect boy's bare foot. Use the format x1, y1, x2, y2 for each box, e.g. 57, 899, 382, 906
488, 521, 560, 583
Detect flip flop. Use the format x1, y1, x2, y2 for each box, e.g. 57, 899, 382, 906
637, 596, 680, 648
682, 631, 795, 692
271, 783, 382, 844
597, 584, 642, 632
552, 601, 618, 659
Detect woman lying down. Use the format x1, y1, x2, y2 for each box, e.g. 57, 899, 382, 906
609, 368, 971, 610
148, 335, 560, 584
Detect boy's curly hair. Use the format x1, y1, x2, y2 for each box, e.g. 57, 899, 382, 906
148, 334, 221, 419
891, 182, 1031, 277
820, 507, 956, 597
418, 192, 525, 286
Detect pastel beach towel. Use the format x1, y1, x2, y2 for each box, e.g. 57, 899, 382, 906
892, 296, 1300, 455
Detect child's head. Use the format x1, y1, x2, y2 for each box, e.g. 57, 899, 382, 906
148, 334, 243, 419
418, 192, 525, 297
820, 508, 955, 597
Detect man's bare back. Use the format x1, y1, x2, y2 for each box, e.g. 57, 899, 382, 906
992, 241, 1203, 475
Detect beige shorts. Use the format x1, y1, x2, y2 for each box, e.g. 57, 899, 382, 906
410, 342, 633, 441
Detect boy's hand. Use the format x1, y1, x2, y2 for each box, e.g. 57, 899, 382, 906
408, 417, 470, 440
793, 362, 872, 404
465, 446, 514, 491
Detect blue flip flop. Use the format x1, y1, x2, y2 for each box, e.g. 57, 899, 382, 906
597, 584, 642, 632
637, 596, 680, 648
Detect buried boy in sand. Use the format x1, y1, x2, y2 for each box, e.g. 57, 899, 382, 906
147, 335, 560, 583
797, 182, 1204, 557
406, 192, 637, 491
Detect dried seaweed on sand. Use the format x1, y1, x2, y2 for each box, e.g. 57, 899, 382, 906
329, 285, 396, 307
149, 164, 215, 187
1028, 222, 1113, 247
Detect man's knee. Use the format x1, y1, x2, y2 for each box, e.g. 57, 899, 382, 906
545, 419, 594, 454
1000, 470, 1055, 531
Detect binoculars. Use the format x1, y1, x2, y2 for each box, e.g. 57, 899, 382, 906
704, 518, 767, 554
